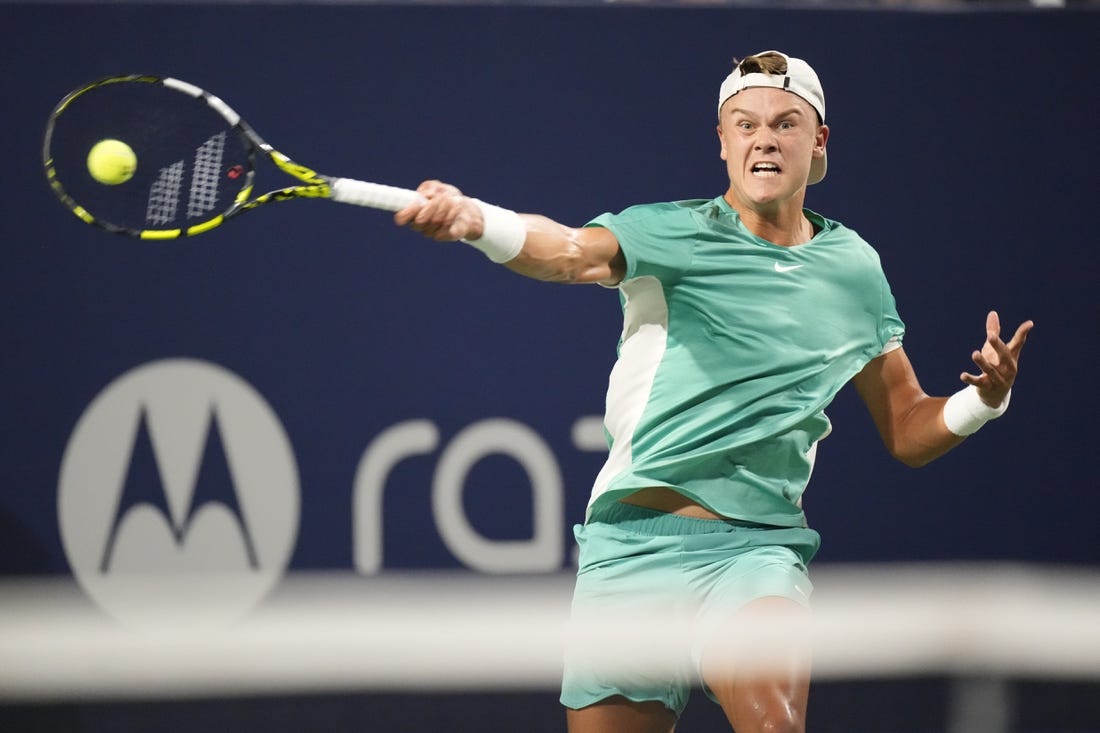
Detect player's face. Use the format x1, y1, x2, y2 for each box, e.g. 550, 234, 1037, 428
717, 87, 828, 211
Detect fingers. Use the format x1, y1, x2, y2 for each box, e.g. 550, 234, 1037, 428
393, 180, 455, 224
982, 318, 1035, 370
981, 311, 1034, 357
393, 180, 441, 224
985, 310, 1000, 340
968, 347, 1012, 391
959, 371, 982, 389
960, 312, 1034, 405
1006, 319, 1035, 355
393, 180, 479, 241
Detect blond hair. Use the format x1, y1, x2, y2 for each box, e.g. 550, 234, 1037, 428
733, 51, 788, 77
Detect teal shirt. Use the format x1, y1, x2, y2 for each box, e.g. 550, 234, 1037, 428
586, 196, 905, 527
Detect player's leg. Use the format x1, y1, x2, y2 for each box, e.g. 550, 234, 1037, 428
699, 596, 811, 733
566, 696, 678, 733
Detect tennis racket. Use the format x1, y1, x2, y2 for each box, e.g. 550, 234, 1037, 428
43, 74, 423, 239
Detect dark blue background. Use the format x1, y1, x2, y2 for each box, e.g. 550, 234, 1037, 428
2, 5, 1098, 732
2, 2, 1097, 578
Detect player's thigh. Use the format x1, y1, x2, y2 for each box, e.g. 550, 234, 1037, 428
700, 596, 811, 733
566, 696, 677, 733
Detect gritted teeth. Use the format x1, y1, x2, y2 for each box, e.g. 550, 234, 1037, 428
752, 162, 781, 175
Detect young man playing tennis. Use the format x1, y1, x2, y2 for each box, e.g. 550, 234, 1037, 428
395, 50, 1032, 733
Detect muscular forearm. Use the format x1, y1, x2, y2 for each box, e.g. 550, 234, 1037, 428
854, 347, 1015, 469
395, 182, 624, 285
502, 216, 617, 284
887, 394, 965, 468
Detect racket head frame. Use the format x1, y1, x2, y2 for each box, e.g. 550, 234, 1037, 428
43, 74, 334, 239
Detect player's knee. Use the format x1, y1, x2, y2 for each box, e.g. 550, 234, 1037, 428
756, 707, 804, 733
728, 701, 804, 733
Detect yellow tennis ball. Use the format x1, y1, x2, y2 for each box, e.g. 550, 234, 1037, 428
86, 139, 137, 185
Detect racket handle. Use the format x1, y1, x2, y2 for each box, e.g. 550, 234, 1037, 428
329, 178, 424, 212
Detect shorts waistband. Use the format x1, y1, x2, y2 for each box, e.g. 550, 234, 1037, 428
588, 501, 767, 536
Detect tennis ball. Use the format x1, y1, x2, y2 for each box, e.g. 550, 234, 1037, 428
86, 139, 137, 185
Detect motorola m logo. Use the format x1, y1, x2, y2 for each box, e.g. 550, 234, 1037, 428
98, 405, 260, 573
58, 359, 299, 626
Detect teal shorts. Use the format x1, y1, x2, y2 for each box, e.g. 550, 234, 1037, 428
560, 502, 820, 717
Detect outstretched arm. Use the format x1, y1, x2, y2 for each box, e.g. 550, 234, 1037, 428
852, 311, 1034, 467
393, 180, 625, 286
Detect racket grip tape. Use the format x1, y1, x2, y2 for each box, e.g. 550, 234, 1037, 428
329, 178, 424, 212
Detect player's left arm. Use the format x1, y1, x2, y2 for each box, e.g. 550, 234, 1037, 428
852, 311, 1034, 467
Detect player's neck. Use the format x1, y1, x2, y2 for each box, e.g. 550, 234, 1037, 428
724, 192, 812, 247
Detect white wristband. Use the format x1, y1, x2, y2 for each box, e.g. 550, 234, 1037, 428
461, 200, 526, 263
942, 385, 1011, 436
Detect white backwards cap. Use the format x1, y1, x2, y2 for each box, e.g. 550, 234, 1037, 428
718, 51, 827, 185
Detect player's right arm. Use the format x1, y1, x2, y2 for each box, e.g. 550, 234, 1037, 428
394, 180, 624, 286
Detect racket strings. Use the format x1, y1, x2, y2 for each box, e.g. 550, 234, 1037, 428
185, 131, 227, 220
146, 161, 185, 226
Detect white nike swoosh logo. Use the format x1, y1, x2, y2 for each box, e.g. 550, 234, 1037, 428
774, 262, 804, 273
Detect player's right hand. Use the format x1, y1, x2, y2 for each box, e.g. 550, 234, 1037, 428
394, 180, 484, 242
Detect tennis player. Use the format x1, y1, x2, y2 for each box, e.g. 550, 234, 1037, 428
395, 50, 1032, 733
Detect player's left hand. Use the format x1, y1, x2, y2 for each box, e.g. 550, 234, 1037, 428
960, 311, 1034, 407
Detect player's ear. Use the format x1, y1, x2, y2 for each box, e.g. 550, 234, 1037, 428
814, 123, 829, 156
717, 124, 728, 161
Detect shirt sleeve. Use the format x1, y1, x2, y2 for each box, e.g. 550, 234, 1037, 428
875, 262, 906, 352
587, 202, 701, 285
